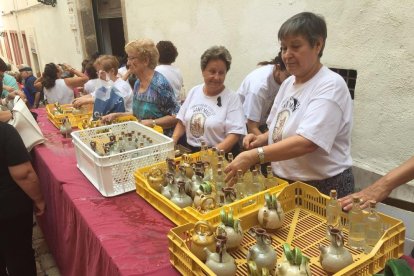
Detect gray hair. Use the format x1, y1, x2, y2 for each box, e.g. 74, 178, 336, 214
200, 46, 232, 72
278, 12, 327, 58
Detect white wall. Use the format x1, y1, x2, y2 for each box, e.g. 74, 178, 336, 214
0, 0, 84, 72
124, 0, 414, 181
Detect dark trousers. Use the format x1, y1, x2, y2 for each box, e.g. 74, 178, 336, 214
0, 211, 36, 276
281, 167, 355, 198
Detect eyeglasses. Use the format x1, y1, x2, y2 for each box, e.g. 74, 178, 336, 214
127, 56, 139, 61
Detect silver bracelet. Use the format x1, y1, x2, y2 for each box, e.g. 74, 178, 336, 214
257, 147, 265, 164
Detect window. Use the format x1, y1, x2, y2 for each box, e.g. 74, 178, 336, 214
21, 32, 32, 67
10, 31, 23, 65
329, 68, 357, 99
4, 32, 13, 63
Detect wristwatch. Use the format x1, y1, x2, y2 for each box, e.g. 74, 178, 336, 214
257, 147, 265, 164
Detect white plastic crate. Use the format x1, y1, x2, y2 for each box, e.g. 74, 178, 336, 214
71, 121, 174, 197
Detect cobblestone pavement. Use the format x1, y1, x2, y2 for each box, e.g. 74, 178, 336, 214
33, 221, 61, 276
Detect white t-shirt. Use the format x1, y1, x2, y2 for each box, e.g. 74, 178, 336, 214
177, 84, 246, 148
83, 79, 98, 94
267, 66, 353, 181
237, 65, 281, 125
117, 66, 128, 78
91, 78, 133, 112
155, 65, 183, 100
44, 79, 74, 104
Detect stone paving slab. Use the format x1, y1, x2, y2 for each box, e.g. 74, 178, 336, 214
33, 220, 61, 276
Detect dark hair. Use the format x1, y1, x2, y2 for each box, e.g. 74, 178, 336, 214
84, 61, 97, 79
0, 57, 7, 72
156, 41, 178, 64
278, 12, 327, 58
42, 63, 59, 89
257, 51, 286, 70
200, 46, 232, 72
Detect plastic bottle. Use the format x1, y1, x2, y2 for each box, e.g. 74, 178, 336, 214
364, 200, 383, 252
348, 197, 366, 250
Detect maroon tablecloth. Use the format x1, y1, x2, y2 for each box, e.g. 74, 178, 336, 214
32, 108, 179, 276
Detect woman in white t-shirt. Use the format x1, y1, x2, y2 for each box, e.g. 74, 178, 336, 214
72, 55, 132, 118
237, 52, 290, 135
225, 12, 354, 197
172, 46, 246, 155
155, 41, 184, 102
36, 63, 88, 104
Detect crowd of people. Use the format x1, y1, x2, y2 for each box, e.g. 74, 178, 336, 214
1, 11, 413, 275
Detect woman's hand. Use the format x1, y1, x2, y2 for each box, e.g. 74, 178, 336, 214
34, 198, 46, 216
338, 181, 392, 211
101, 113, 119, 123
243, 133, 267, 150
224, 150, 258, 185
243, 134, 257, 149
72, 97, 89, 108
140, 119, 153, 127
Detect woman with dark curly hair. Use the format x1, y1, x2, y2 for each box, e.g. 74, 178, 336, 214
155, 40, 183, 101
34, 63, 88, 104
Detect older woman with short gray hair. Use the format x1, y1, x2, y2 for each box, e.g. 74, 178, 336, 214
225, 12, 354, 198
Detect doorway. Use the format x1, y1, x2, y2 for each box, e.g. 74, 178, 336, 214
92, 0, 126, 58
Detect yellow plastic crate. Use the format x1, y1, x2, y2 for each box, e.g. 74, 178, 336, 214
46, 103, 93, 129
168, 182, 405, 276
134, 152, 288, 225
77, 115, 163, 134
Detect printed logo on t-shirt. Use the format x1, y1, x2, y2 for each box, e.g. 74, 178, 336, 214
271, 96, 300, 143
189, 103, 216, 138
190, 113, 206, 137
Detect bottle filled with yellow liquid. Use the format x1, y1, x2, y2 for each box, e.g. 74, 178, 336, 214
364, 200, 383, 252
348, 197, 366, 250
326, 190, 341, 239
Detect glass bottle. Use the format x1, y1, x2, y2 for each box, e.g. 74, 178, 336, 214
210, 147, 219, 170
200, 141, 210, 165
251, 169, 262, 195
265, 165, 278, 189
215, 169, 225, 206
255, 164, 266, 191
326, 190, 341, 238
235, 170, 246, 199
364, 200, 383, 252
348, 197, 366, 250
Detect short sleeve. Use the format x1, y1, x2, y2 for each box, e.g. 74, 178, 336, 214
243, 90, 266, 122
296, 98, 342, 153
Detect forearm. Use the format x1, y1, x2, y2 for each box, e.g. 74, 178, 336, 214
247, 120, 262, 136
216, 134, 240, 153
151, 115, 177, 129
373, 156, 414, 195
172, 121, 185, 144
256, 135, 318, 164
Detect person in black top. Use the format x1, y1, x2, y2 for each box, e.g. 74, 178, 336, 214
0, 121, 45, 276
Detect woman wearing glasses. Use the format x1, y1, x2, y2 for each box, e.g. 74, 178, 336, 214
104, 38, 179, 137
